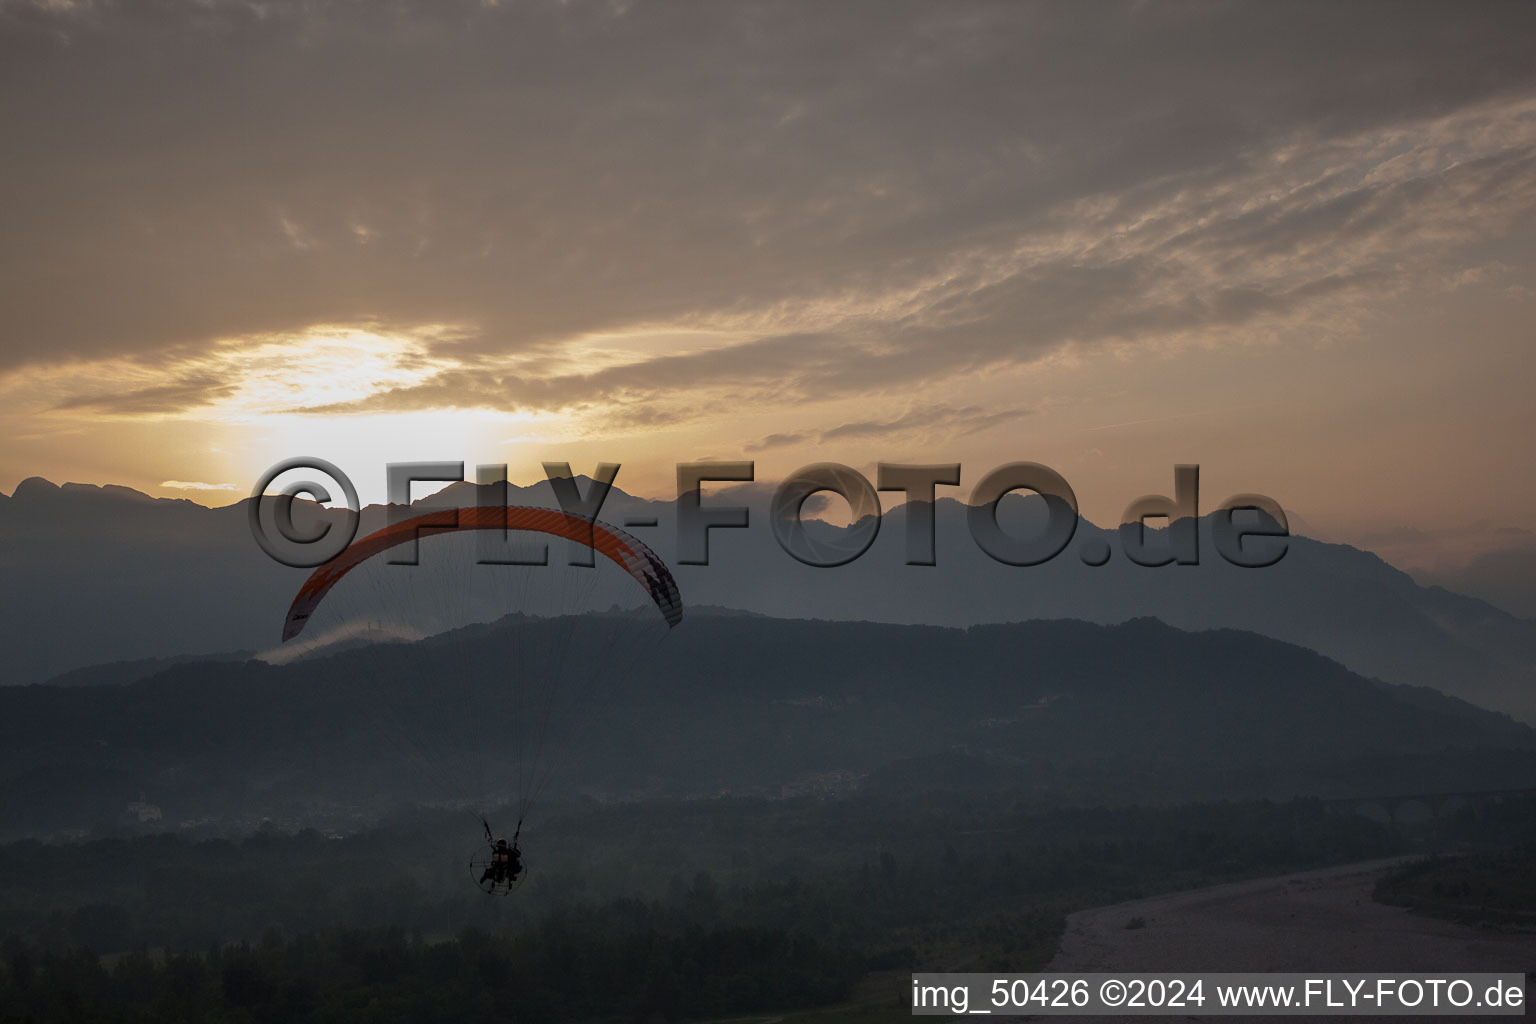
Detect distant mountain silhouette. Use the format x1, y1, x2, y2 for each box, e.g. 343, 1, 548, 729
1, 612, 1532, 836
42, 651, 253, 688
3, 475, 1533, 723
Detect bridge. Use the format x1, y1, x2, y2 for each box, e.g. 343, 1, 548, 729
1319, 786, 1536, 833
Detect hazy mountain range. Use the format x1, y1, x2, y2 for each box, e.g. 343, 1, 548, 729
3, 476, 1533, 725
2, 611, 1533, 836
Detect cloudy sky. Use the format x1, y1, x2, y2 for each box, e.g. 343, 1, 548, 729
3, 0, 1534, 587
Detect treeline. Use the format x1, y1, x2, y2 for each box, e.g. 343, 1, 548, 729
1376, 847, 1536, 926
0, 795, 1401, 961
0, 918, 861, 1024
0, 793, 1417, 1021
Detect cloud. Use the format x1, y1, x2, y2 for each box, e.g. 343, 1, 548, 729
745, 432, 807, 453
54, 373, 238, 416
159, 480, 238, 492
819, 404, 1029, 442
254, 620, 426, 666
3, 0, 1536, 450
2, 324, 462, 423
746, 404, 1028, 453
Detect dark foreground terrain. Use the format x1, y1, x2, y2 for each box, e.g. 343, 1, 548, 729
7, 791, 1535, 1023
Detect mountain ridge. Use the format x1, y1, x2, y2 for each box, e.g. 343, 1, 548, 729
3, 612, 1534, 838
3, 476, 1533, 726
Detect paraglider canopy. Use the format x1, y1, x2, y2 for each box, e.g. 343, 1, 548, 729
281, 505, 682, 641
